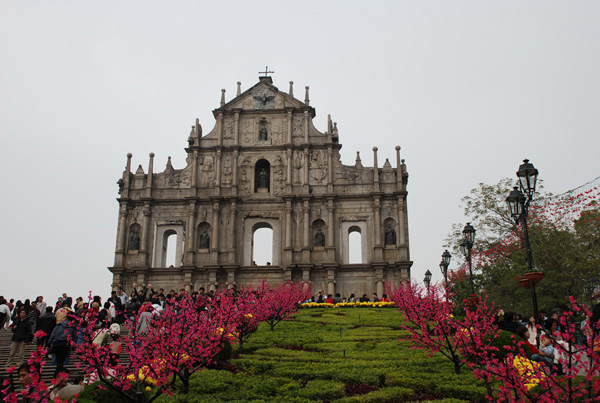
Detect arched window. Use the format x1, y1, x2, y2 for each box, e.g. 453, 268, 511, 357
252, 225, 273, 265
348, 226, 362, 263
254, 159, 271, 192
163, 230, 178, 267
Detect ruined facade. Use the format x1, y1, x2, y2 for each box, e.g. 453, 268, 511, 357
109, 76, 412, 297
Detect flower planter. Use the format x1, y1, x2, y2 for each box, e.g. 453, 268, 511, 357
467, 294, 480, 305
524, 271, 545, 284
518, 278, 531, 289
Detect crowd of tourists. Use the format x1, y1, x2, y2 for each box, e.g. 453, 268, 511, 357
0, 285, 210, 400
495, 306, 600, 374
310, 290, 390, 304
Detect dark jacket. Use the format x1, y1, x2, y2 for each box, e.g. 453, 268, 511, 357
37, 312, 56, 337
11, 317, 33, 342
48, 321, 74, 348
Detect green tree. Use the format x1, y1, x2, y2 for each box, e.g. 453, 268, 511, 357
446, 178, 599, 316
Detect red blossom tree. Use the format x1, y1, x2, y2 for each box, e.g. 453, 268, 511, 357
391, 280, 600, 402
258, 281, 311, 331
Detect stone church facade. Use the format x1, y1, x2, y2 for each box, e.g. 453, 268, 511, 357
109, 76, 412, 297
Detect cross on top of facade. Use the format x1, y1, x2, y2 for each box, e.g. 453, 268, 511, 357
259, 66, 274, 77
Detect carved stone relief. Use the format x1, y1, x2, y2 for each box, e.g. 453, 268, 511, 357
241, 118, 254, 145
199, 155, 216, 187
293, 151, 304, 185
273, 154, 287, 196
222, 156, 233, 185
309, 149, 327, 184
293, 117, 304, 137
252, 89, 276, 109
271, 118, 286, 145
223, 118, 234, 139
238, 156, 251, 195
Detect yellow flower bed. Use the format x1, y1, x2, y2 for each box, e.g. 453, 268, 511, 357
301, 301, 395, 308
512, 355, 544, 391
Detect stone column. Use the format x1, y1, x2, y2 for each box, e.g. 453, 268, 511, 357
303, 148, 309, 188
287, 111, 293, 144
303, 200, 310, 248
184, 203, 196, 266
212, 202, 220, 259
114, 203, 128, 266
217, 112, 224, 146
191, 151, 198, 192
327, 147, 333, 192
397, 197, 407, 246
285, 200, 292, 248
232, 149, 238, 196
395, 146, 402, 191
140, 205, 151, 266
145, 152, 154, 198
327, 200, 334, 248
374, 198, 381, 247
122, 153, 132, 198
234, 111, 240, 145
373, 147, 380, 193
215, 149, 222, 187
229, 201, 237, 251
286, 148, 292, 192
303, 110, 309, 144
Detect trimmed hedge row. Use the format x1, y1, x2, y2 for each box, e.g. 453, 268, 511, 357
83, 308, 487, 402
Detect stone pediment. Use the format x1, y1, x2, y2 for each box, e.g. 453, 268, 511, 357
216, 79, 310, 114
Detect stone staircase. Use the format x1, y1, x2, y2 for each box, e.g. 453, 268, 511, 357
0, 326, 131, 388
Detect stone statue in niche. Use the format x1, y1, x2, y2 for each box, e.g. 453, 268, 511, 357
129, 229, 140, 251
385, 224, 397, 246
314, 228, 325, 247
258, 168, 269, 188
259, 127, 268, 141
199, 230, 210, 249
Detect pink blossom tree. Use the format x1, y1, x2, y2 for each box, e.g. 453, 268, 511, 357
71, 292, 236, 402
258, 281, 311, 331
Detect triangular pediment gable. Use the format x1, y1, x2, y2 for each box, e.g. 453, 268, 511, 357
214, 79, 310, 115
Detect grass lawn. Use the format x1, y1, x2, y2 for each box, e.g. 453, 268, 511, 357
78, 307, 487, 402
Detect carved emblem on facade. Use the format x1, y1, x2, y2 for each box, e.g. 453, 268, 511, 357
252, 89, 275, 109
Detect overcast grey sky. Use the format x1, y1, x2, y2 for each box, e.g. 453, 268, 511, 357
1, 1, 598, 303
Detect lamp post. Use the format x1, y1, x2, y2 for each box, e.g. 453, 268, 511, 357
506, 159, 543, 344
584, 280, 597, 305
424, 269, 432, 294
440, 249, 451, 286
461, 223, 476, 295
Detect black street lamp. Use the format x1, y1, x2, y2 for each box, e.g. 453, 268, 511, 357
440, 249, 451, 286
584, 279, 597, 305
506, 159, 543, 344
424, 269, 432, 293
461, 223, 476, 295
